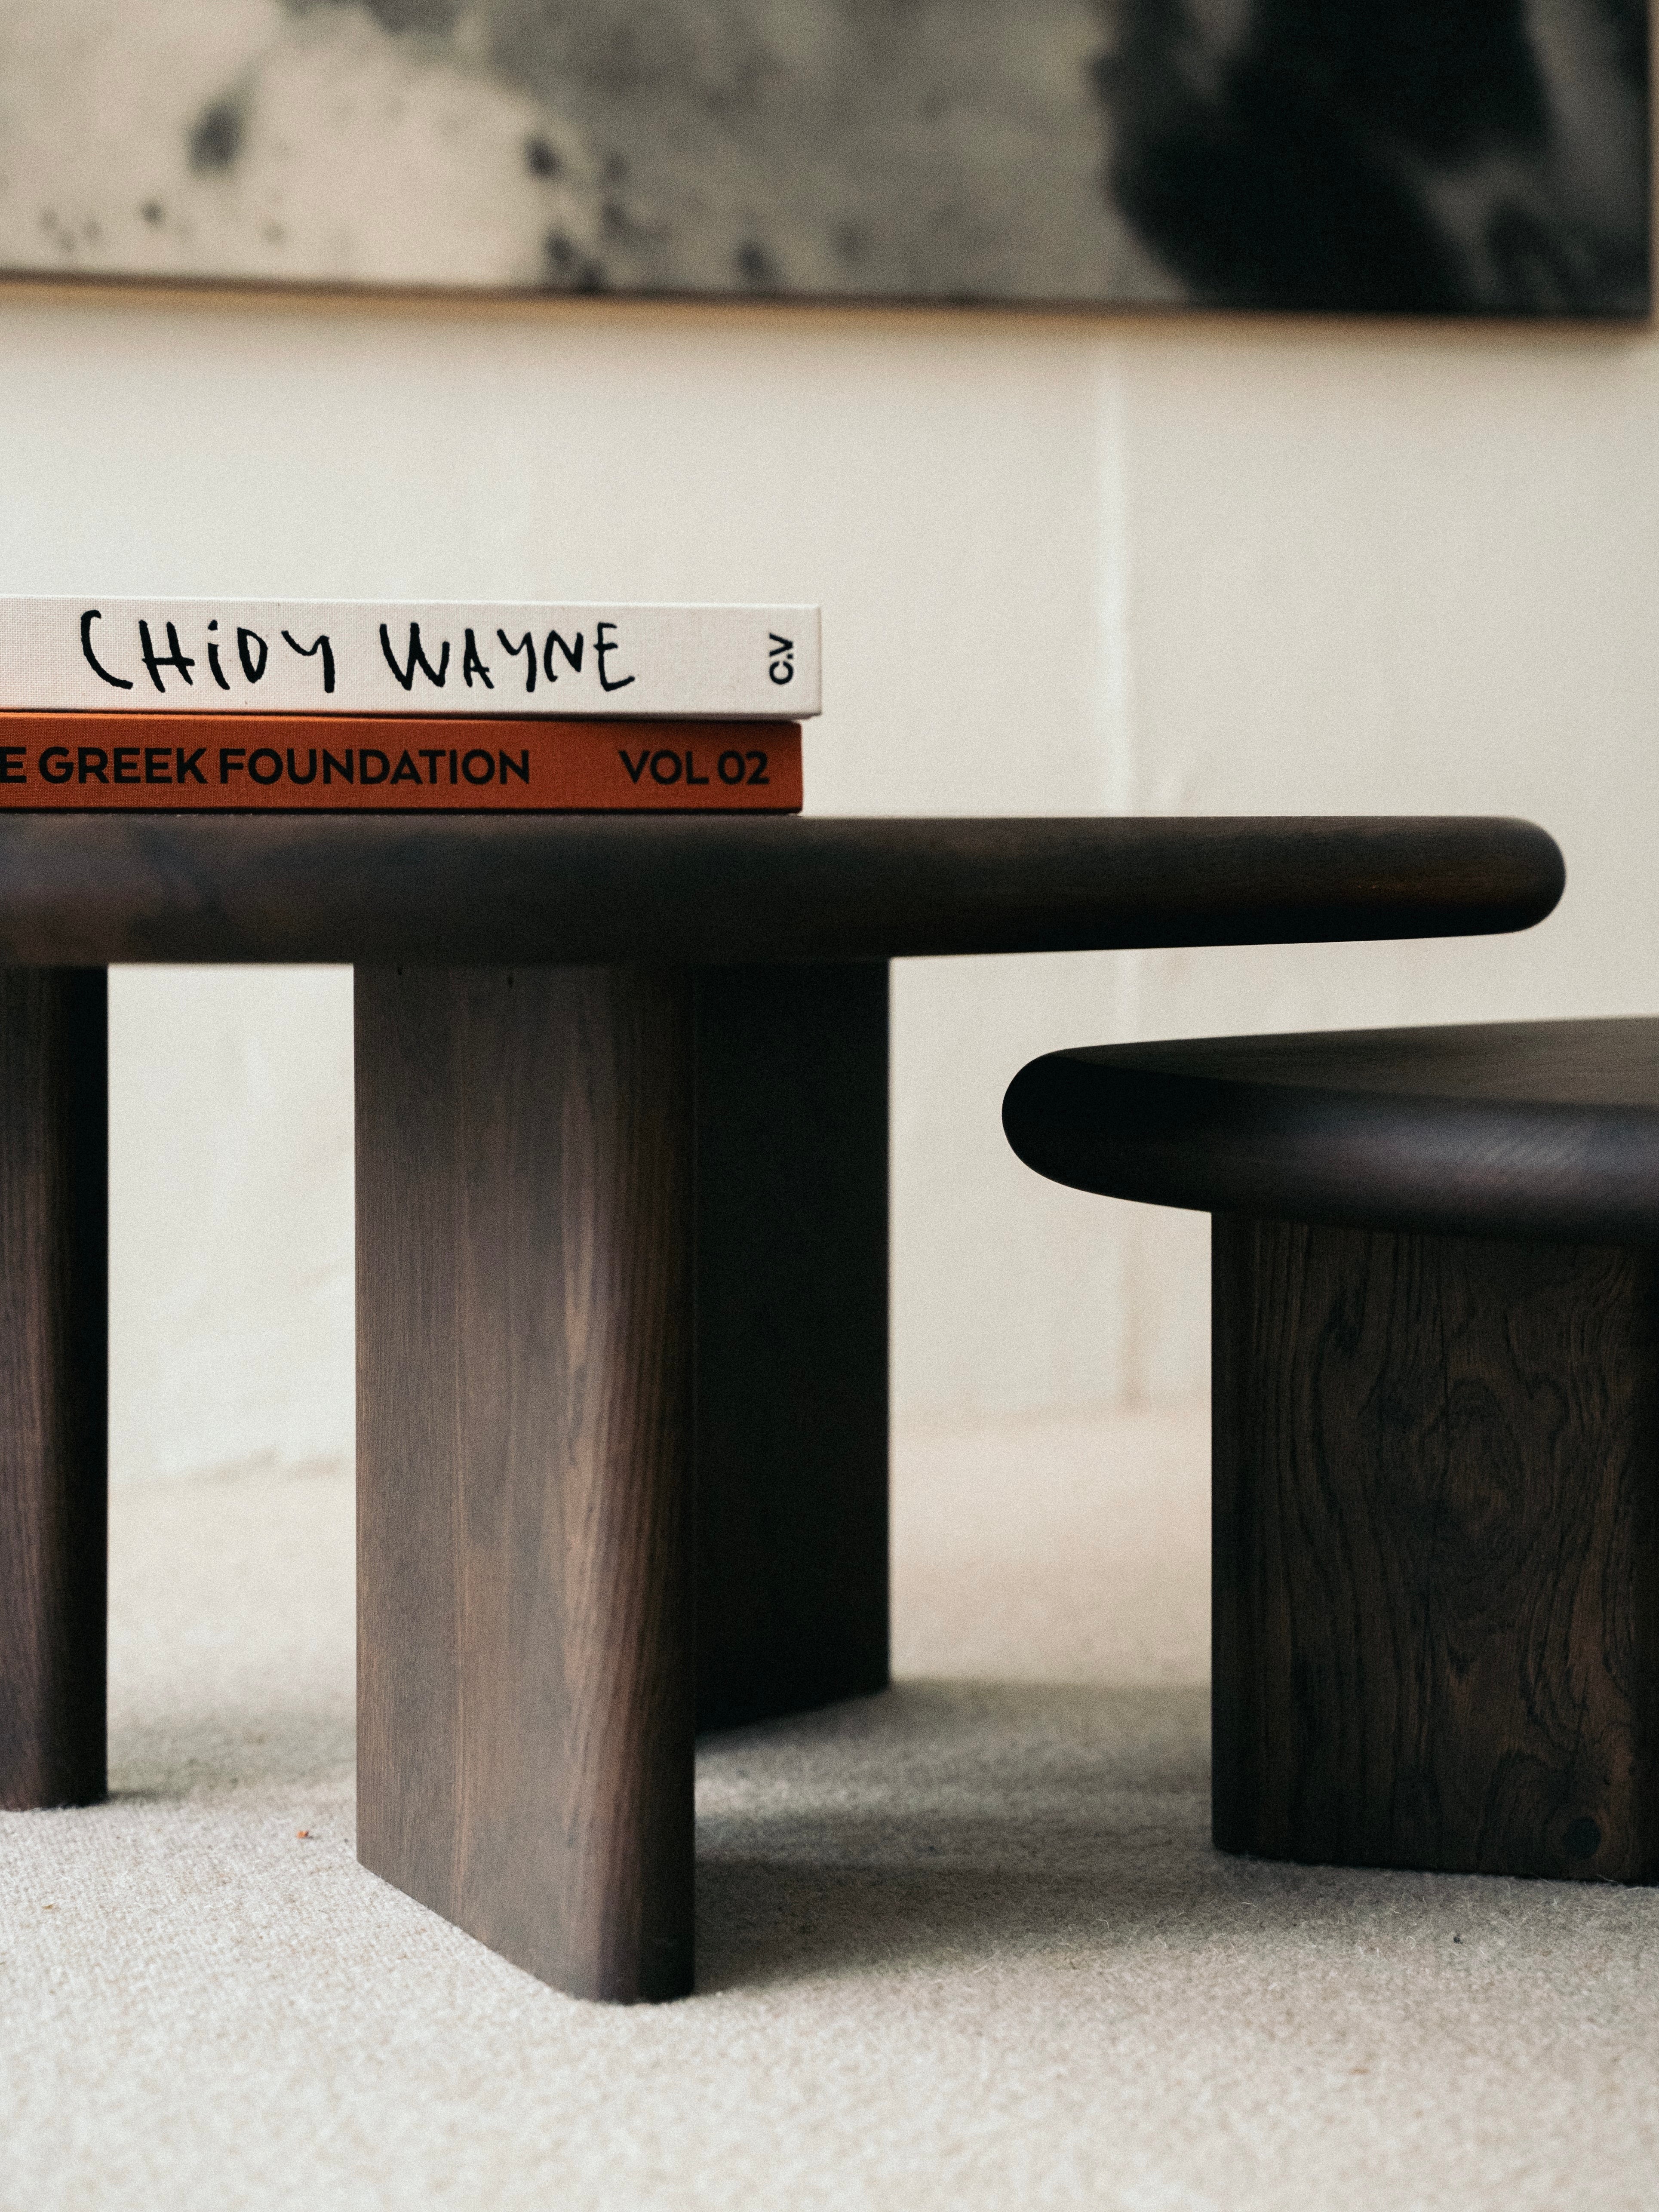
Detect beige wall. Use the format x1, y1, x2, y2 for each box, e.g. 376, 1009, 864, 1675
0, 290, 1650, 1477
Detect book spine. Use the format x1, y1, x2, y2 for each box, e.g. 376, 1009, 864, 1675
0, 600, 820, 719
0, 716, 802, 813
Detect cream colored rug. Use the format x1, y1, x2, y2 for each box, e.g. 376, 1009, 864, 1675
5, 1407, 1656, 2211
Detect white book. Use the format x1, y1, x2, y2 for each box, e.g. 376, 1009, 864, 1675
0, 598, 820, 719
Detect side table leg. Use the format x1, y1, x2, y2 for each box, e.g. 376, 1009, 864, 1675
0, 970, 107, 1810
694, 963, 889, 1732
356, 966, 694, 2002
1213, 1212, 1659, 1883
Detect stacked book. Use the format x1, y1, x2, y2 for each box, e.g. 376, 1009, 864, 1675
0, 598, 819, 814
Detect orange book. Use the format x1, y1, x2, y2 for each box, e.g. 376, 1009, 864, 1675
0, 714, 802, 813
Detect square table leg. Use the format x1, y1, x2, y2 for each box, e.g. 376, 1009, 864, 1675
356, 964, 695, 2002
693, 963, 889, 1731
355, 959, 891, 2000
1212, 1213, 1659, 1882
0, 969, 106, 1812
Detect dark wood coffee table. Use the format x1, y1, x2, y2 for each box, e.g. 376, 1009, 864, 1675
1001, 1017, 1659, 1890
0, 813, 1563, 2000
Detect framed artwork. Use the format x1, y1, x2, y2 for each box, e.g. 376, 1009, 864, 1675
0, 1, 1647, 314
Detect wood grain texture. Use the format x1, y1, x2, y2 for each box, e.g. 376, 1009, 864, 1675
356, 965, 694, 2002
0, 815, 1561, 966
1003, 1017, 1659, 1243
0, 969, 106, 1809
1213, 1214, 1659, 1882
694, 964, 888, 1732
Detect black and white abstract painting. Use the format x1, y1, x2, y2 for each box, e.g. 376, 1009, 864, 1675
0, 1, 1647, 313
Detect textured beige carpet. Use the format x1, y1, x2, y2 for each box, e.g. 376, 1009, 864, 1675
5, 1407, 1659, 2211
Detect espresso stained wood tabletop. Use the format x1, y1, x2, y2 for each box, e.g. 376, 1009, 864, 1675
0, 813, 1561, 965
1002, 1017, 1659, 1245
